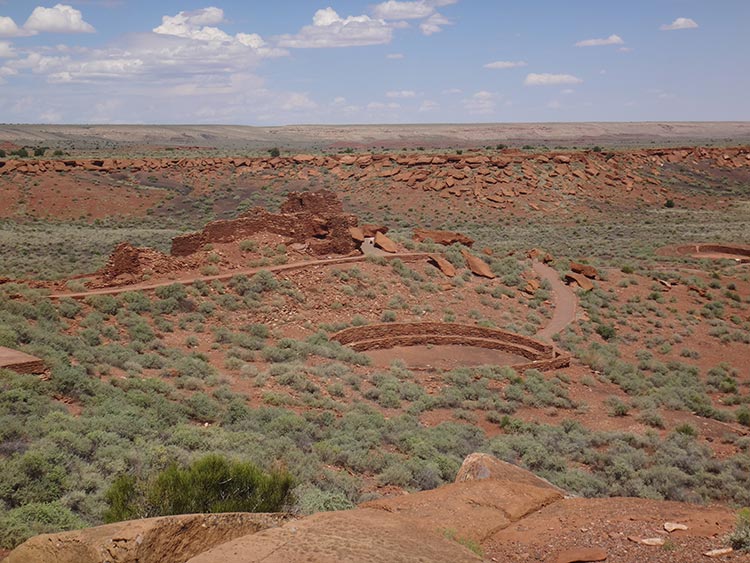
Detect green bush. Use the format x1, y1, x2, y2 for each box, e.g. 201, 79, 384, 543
104, 454, 294, 522
0, 501, 85, 549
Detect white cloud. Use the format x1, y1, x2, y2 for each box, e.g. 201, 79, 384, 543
279, 92, 317, 111
277, 7, 392, 48
386, 52, 404, 59
419, 99, 439, 112
367, 101, 400, 110
547, 100, 561, 109
0, 41, 15, 58
524, 73, 582, 86
153, 7, 228, 40
0, 16, 31, 37
420, 12, 451, 35
463, 90, 496, 114
575, 34, 623, 47
660, 17, 698, 31
153, 8, 286, 57
386, 89, 416, 98
483, 60, 527, 69
618, 46, 633, 53
373, 1, 433, 20
442, 87, 462, 94
561, 88, 574, 95
24, 4, 95, 34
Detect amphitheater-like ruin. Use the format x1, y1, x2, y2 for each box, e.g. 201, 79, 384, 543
331, 322, 570, 372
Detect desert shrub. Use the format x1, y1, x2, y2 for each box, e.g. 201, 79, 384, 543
707, 364, 739, 394
57, 297, 82, 319
381, 310, 397, 322
729, 508, 750, 551
104, 454, 294, 522
0, 449, 70, 508
0, 501, 85, 549
596, 323, 617, 341
295, 484, 354, 514
85, 295, 120, 316
606, 396, 630, 417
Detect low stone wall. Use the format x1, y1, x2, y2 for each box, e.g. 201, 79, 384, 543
331, 322, 569, 372
333, 322, 552, 354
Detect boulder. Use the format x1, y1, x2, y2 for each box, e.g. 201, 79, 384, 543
461, 250, 495, 279
570, 261, 598, 279
455, 453, 566, 495
565, 272, 594, 291
428, 255, 456, 277
0, 346, 46, 375
374, 231, 398, 253
413, 229, 475, 247
360, 224, 388, 237
348, 226, 365, 243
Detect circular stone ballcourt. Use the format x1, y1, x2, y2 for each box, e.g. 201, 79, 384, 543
331, 322, 570, 372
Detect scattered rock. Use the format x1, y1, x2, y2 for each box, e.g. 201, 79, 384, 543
428, 255, 456, 277
482, 247, 493, 256
664, 522, 688, 532
565, 272, 594, 291
554, 547, 608, 563
524, 279, 540, 294
703, 547, 733, 558
639, 537, 666, 546
374, 231, 398, 253
461, 250, 495, 279
570, 261, 599, 279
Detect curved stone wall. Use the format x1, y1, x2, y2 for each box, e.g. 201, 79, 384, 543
331, 322, 569, 372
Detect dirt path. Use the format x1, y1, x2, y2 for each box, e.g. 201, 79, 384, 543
49, 253, 432, 299
532, 261, 578, 341
50, 254, 578, 345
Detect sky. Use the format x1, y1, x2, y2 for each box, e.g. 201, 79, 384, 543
0, 1, 747, 125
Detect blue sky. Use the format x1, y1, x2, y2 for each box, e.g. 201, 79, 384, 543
0, 1, 747, 124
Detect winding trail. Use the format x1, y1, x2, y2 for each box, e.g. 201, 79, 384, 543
49, 253, 432, 299
532, 261, 578, 341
